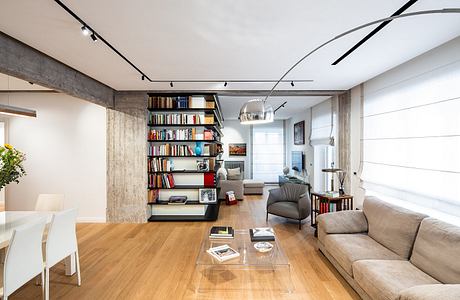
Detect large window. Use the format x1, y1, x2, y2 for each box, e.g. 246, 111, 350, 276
252, 121, 284, 183
361, 60, 460, 223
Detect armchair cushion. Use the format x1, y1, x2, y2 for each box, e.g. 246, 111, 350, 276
317, 210, 368, 235
267, 202, 301, 219
399, 284, 460, 300
227, 167, 242, 180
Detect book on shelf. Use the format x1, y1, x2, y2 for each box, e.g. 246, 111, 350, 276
148, 128, 198, 141
168, 195, 188, 205
189, 96, 206, 108
148, 189, 159, 203
148, 113, 205, 125
205, 101, 215, 109
148, 157, 173, 172
206, 244, 240, 262
148, 174, 175, 188
209, 226, 234, 239
249, 227, 275, 242
148, 96, 189, 109
203, 172, 215, 187
204, 115, 214, 124
203, 129, 213, 140
148, 144, 194, 156
322, 191, 340, 198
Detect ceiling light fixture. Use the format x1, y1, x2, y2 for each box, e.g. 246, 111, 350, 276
239, 8, 460, 125
90, 33, 98, 42
291, 81, 295, 87
170, 82, 174, 88
81, 25, 90, 36
141, 75, 145, 81
224, 81, 228, 87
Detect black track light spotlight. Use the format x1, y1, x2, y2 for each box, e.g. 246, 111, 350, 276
170, 81, 174, 88
81, 25, 90, 36
28, 82, 34, 85
224, 81, 228, 87
291, 81, 295, 87
141, 75, 145, 81
90, 33, 98, 42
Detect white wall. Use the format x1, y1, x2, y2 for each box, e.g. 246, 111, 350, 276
0, 93, 107, 222
221, 120, 251, 179
285, 110, 313, 184
349, 36, 460, 209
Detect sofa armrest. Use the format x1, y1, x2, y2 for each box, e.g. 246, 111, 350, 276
317, 210, 368, 235
267, 188, 284, 207
399, 284, 460, 300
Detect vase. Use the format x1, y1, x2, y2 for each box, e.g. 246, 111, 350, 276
195, 142, 203, 156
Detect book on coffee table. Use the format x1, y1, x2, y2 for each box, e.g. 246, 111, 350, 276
206, 244, 240, 262
249, 227, 275, 242
209, 226, 234, 239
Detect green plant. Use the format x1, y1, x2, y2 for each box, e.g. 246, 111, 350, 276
0, 144, 26, 190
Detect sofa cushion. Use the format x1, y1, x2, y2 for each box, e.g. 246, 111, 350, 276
410, 218, 460, 284
353, 260, 440, 300
227, 167, 241, 180
399, 284, 460, 300
323, 233, 403, 276
363, 196, 427, 259
267, 202, 300, 219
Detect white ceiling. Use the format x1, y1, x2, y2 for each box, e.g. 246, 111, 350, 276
220, 96, 328, 120
0, 0, 459, 93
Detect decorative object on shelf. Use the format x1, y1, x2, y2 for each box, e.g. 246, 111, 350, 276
237, 9, 460, 125
194, 142, 203, 156
199, 188, 217, 203
322, 163, 342, 192
196, 158, 209, 171
229, 143, 247, 156
254, 241, 274, 253
294, 121, 305, 145
282, 166, 289, 175
0, 144, 27, 190
337, 170, 346, 195
216, 166, 227, 180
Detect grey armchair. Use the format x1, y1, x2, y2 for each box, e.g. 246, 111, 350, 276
266, 183, 311, 229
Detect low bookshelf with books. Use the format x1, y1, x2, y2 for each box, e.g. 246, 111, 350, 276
147, 93, 224, 222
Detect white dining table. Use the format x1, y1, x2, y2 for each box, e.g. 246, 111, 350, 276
0, 211, 76, 276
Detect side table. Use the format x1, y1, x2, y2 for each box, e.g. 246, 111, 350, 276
310, 192, 353, 236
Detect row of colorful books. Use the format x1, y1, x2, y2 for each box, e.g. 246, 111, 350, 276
148, 157, 173, 172
148, 96, 215, 109
148, 113, 214, 125
148, 128, 215, 141
318, 201, 342, 213
148, 174, 175, 188
148, 144, 194, 156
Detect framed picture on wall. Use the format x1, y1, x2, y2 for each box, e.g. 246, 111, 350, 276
294, 121, 305, 145
229, 143, 247, 156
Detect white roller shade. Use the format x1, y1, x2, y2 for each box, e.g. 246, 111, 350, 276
361, 60, 460, 220
310, 98, 335, 146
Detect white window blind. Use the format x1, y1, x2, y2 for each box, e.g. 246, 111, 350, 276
310, 98, 335, 146
252, 121, 284, 183
361, 61, 460, 221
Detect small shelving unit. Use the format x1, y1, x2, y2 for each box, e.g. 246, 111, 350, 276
147, 93, 224, 222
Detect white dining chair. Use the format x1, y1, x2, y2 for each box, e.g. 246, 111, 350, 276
45, 208, 80, 300
35, 194, 64, 212
2, 217, 46, 299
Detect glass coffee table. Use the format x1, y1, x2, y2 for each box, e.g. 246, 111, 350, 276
190, 228, 293, 294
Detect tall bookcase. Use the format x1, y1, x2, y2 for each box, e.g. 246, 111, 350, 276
147, 93, 224, 221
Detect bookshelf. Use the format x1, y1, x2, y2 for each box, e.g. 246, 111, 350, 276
147, 93, 224, 222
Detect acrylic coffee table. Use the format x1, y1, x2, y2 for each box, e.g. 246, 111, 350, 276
190, 228, 293, 294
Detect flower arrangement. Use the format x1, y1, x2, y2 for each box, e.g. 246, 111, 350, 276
0, 144, 27, 190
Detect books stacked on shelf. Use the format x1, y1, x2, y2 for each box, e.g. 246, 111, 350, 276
148, 189, 159, 204
168, 196, 187, 205
148, 128, 199, 141
202, 144, 220, 156
148, 144, 194, 156
206, 244, 240, 262
148, 113, 205, 125
148, 174, 175, 188
209, 226, 234, 239
319, 201, 341, 213
323, 191, 340, 198
206, 101, 215, 109
189, 96, 206, 108
148, 157, 173, 172
204, 172, 216, 187
249, 227, 275, 242
148, 96, 189, 109
203, 129, 214, 140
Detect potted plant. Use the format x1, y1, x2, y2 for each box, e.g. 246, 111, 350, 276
0, 144, 27, 190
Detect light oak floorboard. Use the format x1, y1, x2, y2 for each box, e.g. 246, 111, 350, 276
12, 187, 359, 299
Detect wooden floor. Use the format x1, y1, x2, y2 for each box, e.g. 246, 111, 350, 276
13, 187, 359, 299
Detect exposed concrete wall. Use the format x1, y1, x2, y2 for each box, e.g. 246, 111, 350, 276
0, 32, 114, 107
106, 92, 148, 222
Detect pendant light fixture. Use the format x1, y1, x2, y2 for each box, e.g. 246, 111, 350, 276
0, 76, 37, 118
239, 8, 460, 125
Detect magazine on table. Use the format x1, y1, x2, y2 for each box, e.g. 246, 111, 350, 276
249, 227, 275, 242
206, 244, 240, 262
209, 226, 234, 239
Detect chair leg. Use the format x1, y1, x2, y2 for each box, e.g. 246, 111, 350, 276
266, 212, 268, 222
299, 220, 301, 230
75, 249, 81, 286
45, 267, 50, 300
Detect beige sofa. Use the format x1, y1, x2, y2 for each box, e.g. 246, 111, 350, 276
317, 196, 460, 300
